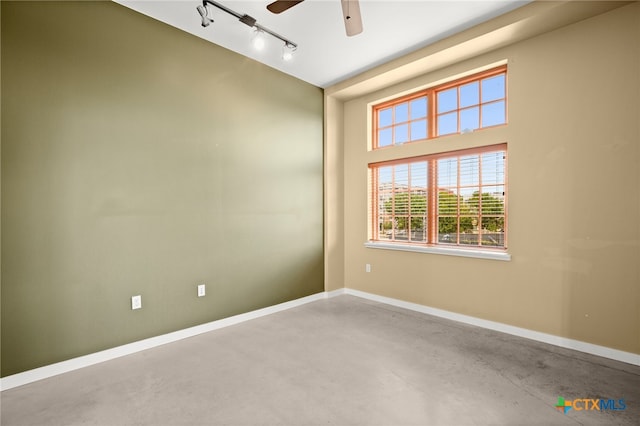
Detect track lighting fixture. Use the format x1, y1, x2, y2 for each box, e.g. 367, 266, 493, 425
252, 28, 266, 51
196, 0, 298, 61
196, 4, 213, 27
282, 42, 296, 61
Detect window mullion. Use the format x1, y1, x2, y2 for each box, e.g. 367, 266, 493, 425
503, 152, 508, 248
427, 159, 437, 244
479, 78, 484, 130
457, 87, 461, 134
391, 165, 396, 240
428, 89, 437, 139
456, 156, 461, 245
407, 165, 412, 242
373, 105, 378, 149
478, 154, 483, 247
372, 168, 379, 240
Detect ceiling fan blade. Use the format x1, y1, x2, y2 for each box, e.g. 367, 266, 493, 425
267, 0, 304, 14
341, 0, 363, 37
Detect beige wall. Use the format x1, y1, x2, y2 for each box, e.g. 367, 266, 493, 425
1, 1, 324, 376
327, 2, 639, 355
324, 96, 345, 292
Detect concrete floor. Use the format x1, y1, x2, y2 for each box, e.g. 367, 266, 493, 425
1, 295, 639, 425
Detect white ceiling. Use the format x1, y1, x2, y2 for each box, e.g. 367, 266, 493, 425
115, 0, 531, 88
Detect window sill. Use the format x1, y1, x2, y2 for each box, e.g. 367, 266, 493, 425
364, 241, 511, 261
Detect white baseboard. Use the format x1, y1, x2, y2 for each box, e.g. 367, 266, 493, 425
343, 288, 640, 367
3, 287, 638, 391
325, 288, 346, 298
0, 292, 329, 391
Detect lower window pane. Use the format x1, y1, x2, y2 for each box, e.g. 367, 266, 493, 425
395, 217, 409, 240
410, 217, 426, 242
438, 217, 457, 243
438, 190, 458, 215
378, 107, 393, 127
479, 187, 505, 215
438, 88, 457, 113
438, 234, 454, 244
460, 216, 477, 234
459, 216, 479, 245
380, 218, 393, 240
459, 234, 480, 245
411, 231, 426, 242
481, 217, 505, 247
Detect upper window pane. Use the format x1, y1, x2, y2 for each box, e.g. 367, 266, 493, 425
437, 88, 457, 113
395, 124, 409, 144
481, 101, 506, 127
410, 119, 428, 141
378, 128, 392, 147
460, 107, 479, 133
438, 112, 457, 136
395, 104, 409, 123
460, 82, 479, 108
378, 108, 392, 127
410, 97, 428, 119
482, 74, 505, 102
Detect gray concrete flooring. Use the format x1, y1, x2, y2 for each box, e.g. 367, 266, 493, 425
1, 295, 639, 425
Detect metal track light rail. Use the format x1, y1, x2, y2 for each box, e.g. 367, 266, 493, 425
197, 0, 298, 51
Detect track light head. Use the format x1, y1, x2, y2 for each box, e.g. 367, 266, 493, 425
282, 42, 296, 61
197, 4, 213, 27
252, 28, 266, 50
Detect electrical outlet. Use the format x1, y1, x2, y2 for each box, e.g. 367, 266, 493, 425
131, 295, 142, 310
197, 284, 206, 297
365, 264, 371, 273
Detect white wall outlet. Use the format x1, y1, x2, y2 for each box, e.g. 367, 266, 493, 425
365, 264, 371, 273
131, 295, 142, 310
197, 284, 206, 297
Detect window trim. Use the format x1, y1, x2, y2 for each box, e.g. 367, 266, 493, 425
364, 241, 511, 261
368, 143, 508, 255
372, 65, 507, 149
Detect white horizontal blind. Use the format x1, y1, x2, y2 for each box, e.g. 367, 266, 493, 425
437, 151, 506, 247
370, 144, 507, 249
375, 162, 428, 243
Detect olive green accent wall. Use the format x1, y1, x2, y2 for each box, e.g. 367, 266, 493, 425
1, 1, 323, 376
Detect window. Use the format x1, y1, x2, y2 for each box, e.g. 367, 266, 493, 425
375, 95, 428, 147
373, 66, 507, 148
369, 144, 507, 250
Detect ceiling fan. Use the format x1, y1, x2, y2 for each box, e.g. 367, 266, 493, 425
266, 0, 363, 37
